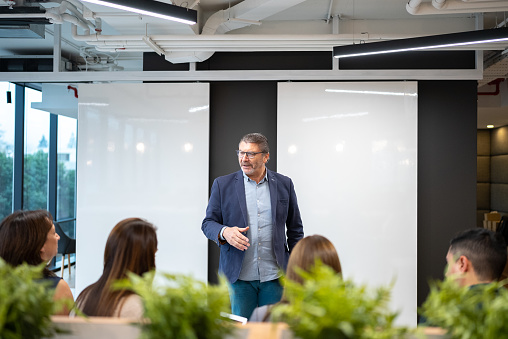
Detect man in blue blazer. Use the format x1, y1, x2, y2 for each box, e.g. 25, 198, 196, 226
202, 133, 304, 319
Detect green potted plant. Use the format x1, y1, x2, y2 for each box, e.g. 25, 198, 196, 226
270, 261, 412, 339
117, 271, 235, 339
420, 277, 508, 339
0, 258, 57, 339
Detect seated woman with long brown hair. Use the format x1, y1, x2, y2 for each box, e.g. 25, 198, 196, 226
0, 210, 74, 315
76, 217, 157, 318
249, 234, 342, 321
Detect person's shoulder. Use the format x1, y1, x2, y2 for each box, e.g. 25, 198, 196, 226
55, 279, 73, 300
267, 169, 292, 182
44, 275, 62, 288
215, 171, 242, 183
115, 294, 144, 319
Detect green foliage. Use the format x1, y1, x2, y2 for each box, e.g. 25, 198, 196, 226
116, 271, 234, 339
0, 148, 76, 221
271, 261, 411, 339
0, 259, 56, 339
0, 151, 13, 219
23, 150, 48, 210
420, 278, 508, 339
57, 163, 75, 221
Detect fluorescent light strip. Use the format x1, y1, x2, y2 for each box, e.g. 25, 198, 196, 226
188, 105, 209, 113
325, 89, 417, 97
335, 37, 508, 58
334, 27, 508, 58
82, 0, 197, 25
302, 112, 368, 122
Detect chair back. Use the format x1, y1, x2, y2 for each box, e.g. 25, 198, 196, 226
54, 222, 76, 255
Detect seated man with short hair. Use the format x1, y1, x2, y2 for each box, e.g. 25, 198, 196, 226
445, 228, 507, 287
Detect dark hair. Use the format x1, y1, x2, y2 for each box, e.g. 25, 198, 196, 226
76, 218, 158, 317
286, 235, 342, 285
449, 228, 507, 282
258, 235, 342, 321
240, 133, 270, 154
0, 210, 55, 277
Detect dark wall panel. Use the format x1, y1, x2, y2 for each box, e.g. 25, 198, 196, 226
339, 51, 475, 70
197, 52, 332, 71
491, 126, 508, 155
417, 80, 477, 308
207, 81, 277, 283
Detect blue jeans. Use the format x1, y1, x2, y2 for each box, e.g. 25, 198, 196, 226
229, 279, 283, 319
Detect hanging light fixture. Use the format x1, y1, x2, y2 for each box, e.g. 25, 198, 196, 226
81, 0, 197, 25
333, 27, 508, 58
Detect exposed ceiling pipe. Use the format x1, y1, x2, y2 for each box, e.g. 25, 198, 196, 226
432, 0, 447, 9
326, 0, 334, 24
478, 78, 504, 95
57, 0, 95, 30
72, 30, 508, 53
406, 0, 423, 14
68, 0, 309, 63
407, 0, 508, 15
0, 10, 89, 30
164, 0, 308, 63
0, 1, 96, 30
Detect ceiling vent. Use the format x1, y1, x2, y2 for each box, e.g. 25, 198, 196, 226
0, 6, 50, 39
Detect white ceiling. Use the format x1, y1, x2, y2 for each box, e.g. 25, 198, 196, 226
1, 0, 508, 128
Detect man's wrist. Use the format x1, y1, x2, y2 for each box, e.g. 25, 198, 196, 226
218, 226, 227, 245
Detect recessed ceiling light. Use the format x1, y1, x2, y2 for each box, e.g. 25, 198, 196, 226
487, 125, 495, 128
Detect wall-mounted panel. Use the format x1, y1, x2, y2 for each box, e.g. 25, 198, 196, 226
76, 83, 209, 294
278, 82, 417, 326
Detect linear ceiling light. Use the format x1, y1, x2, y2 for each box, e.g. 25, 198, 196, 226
333, 27, 508, 58
82, 0, 197, 25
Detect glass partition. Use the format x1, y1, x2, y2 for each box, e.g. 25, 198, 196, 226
57, 115, 77, 233
0, 82, 15, 220
23, 87, 49, 210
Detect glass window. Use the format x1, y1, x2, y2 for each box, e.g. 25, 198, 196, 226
57, 115, 77, 230
0, 82, 15, 220
23, 87, 49, 210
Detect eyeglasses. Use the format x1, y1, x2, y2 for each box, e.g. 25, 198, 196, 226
236, 150, 266, 159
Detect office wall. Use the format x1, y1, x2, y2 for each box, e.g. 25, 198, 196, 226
278, 81, 418, 325
477, 129, 491, 226
490, 126, 508, 215
417, 80, 477, 308
76, 83, 209, 294
477, 126, 508, 220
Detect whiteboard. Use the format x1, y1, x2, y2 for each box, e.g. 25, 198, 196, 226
76, 83, 209, 294
277, 82, 418, 326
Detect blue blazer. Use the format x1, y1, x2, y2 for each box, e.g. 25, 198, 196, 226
202, 169, 304, 283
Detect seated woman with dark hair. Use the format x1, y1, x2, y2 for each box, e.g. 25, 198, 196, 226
76, 218, 157, 318
0, 210, 74, 315
249, 234, 342, 322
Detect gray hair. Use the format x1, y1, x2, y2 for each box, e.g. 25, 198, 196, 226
240, 133, 270, 154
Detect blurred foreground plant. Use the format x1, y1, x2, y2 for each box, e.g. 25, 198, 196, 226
0, 258, 56, 339
271, 261, 412, 339
116, 271, 233, 339
420, 277, 508, 339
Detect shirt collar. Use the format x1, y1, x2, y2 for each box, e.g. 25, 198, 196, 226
243, 168, 269, 183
